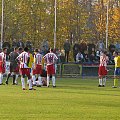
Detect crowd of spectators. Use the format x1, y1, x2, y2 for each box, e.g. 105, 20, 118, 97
63, 40, 120, 65
1, 39, 120, 65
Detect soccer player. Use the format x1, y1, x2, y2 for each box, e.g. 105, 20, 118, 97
98, 51, 109, 87
112, 51, 120, 88
16, 47, 35, 90
32, 48, 43, 86
0, 48, 7, 85
43, 48, 58, 87
5, 47, 19, 85
14, 47, 23, 84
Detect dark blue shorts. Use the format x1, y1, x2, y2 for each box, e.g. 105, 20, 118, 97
114, 68, 120, 76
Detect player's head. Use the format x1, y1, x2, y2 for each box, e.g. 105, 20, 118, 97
18, 47, 23, 53
14, 47, 18, 52
3, 47, 7, 53
50, 48, 54, 52
24, 47, 29, 52
34, 48, 39, 53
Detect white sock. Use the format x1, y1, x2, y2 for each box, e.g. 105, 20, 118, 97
32, 75, 36, 85
0, 73, 3, 84
99, 78, 102, 85
38, 76, 42, 85
103, 77, 106, 86
47, 75, 50, 87
15, 74, 19, 84
28, 79, 32, 89
52, 76, 56, 86
21, 77, 25, 89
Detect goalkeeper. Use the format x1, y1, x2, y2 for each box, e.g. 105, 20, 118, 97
112, 51, 120, 88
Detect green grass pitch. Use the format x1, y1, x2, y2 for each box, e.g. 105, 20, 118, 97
0, 77, 120, 120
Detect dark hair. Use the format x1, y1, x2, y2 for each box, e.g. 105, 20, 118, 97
34, 48, 39, 53
14, 47, 18, 51
18, 47, 23, 51
24, 47, 29, 52
3, 47, 7, 51
103, 51, 107, 55
50, 48, 54, 52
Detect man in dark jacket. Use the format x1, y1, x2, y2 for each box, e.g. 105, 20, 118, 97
63, 39, 71, 63
73, 41, 80, 62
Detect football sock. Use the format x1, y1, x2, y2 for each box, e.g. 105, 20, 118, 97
28, 79, 32, 89
103, 77, 106, 86
6, 73, 11, 83
21, 77, 25, 89
52, 76, 56, 86
15, 74, 19, 84
114, 78, 118, 87
13, 75, 16, 84
99, 78, 102, 85
32, 75, 36, 85
38, 76, 42, 85
47, 75, 50, 87
0, 73, 3, 84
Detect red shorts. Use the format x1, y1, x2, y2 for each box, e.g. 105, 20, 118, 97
15, 66, 19, 73
20, 68, 30, 76
32, 65, 42, 75
47, 64, 55, 75
98, 66, 107, 76
0, 62, 5, 73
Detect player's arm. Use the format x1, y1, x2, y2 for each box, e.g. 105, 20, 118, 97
33, 56, 37, 69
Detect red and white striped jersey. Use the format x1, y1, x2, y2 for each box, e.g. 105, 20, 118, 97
0, 52, 6, 63
99, 54, 109, 67
43, 52, 58, 65
17, 51, 30, 68
34, 53, 42, 65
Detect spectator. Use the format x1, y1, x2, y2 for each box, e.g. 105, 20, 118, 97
73, 41, 80, 62
109, 43, 115, 55
96, 50, 100, 61
41, 39, 49, 55
79, 40, 87, 54
63, 39, 71, 63
12, 39, 17, 48
115, 41, 120, 52
96, 40, 105, 51
89, 52, 96, 63
87, 41, 96, 56
76, 51, 84, 64
17, 39, 24, 48
83, 50, 89, 63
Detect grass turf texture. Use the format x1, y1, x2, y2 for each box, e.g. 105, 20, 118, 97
0, 78, 120, 120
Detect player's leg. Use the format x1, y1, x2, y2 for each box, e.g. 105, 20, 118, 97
51, 65, 56, 87
98, 66, 103, 87
0, 73, 3, 85
112, 68, 119, 88
32, 68, 36, 86
27, 69, 36, 90
102, 76, 106, 87
102, 67, 107, 87
46, 65, 50, 87
98, 76, 103, 87
15, 74, 19, 85
52, 74, 56, 87
37, 74, 42, 86
21, 74, 26, 90
20, 68, 26, 90
5, 72, 11, 84
12, 72, 16, 85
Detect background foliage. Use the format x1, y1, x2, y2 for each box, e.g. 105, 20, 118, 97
0, 0, 120, 48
